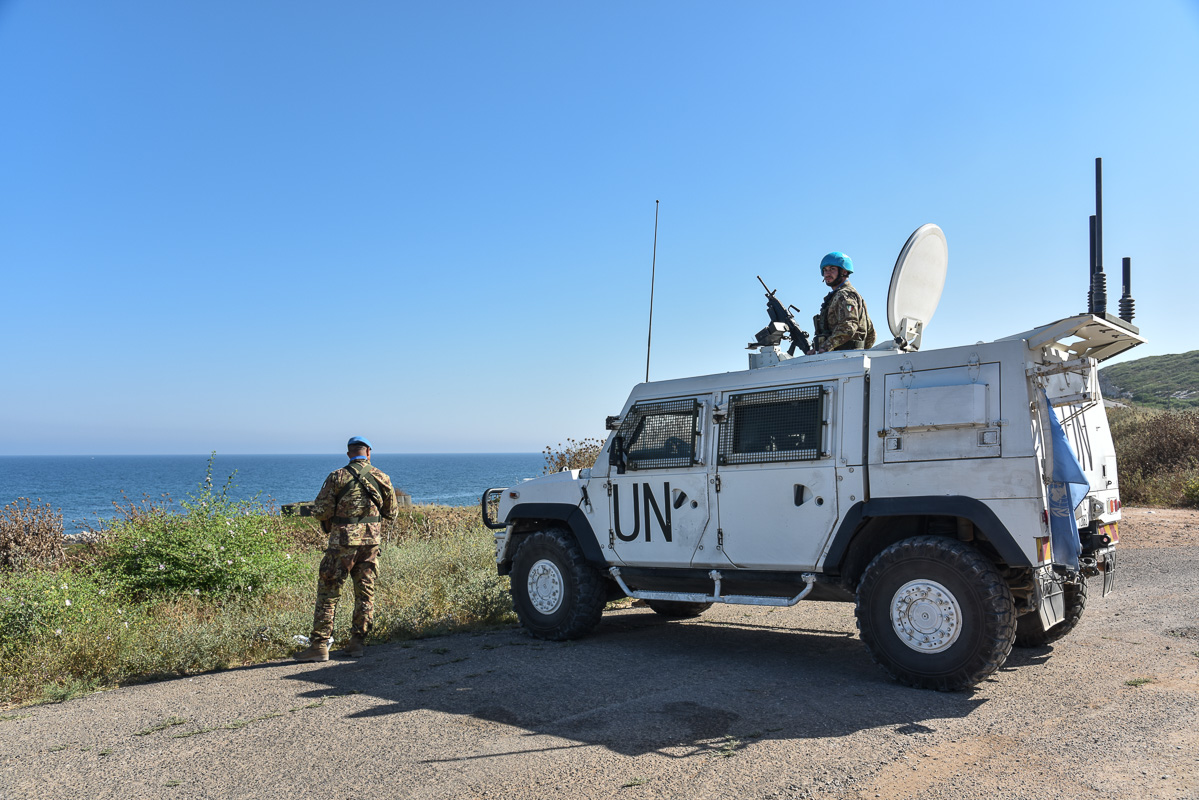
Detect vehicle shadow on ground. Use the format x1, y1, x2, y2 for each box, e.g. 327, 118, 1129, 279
282, 609, 990, 758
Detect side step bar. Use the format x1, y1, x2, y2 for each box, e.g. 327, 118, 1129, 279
609, 567, 816, 608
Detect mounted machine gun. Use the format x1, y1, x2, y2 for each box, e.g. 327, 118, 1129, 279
748, 275, 812, 356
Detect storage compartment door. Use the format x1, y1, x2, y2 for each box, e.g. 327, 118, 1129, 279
882, 363, 1002, 463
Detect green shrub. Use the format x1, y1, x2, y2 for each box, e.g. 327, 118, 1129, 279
98, 456, 306, 599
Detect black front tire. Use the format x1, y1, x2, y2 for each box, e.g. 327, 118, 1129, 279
856, 536, 1016, 691
1014, 575, 1088, 647
510, 528, 606, 641
645, 600, 712, 618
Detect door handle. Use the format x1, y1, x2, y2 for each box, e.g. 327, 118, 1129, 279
794, 484, 805, 506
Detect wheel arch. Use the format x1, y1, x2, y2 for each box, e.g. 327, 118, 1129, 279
499, 503, 606, 575
824, 496, 1032, 589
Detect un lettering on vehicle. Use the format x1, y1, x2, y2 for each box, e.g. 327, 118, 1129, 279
612, 481, 672, 542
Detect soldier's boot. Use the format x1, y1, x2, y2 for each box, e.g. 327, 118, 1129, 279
294, 641, 329, 662
342, 634, 366, 658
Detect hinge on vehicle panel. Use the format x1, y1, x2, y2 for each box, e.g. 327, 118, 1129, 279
717, 528, 724, 549
609, 529, 614, 547
604, 481, 612, 496
968, 353, 980, 383
1026, 357, 1095, 379
714, 474, 721, 492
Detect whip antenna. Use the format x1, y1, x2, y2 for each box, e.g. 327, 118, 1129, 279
645, 200, 659, 383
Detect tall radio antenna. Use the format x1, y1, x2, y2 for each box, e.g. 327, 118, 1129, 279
645, 200, 659, 383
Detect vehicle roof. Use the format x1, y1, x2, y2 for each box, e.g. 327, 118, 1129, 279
626, 351, 870, 406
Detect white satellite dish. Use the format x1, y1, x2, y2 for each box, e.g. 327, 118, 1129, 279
886, 224, 948, 351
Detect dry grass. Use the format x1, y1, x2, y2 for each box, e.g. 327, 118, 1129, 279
277, 505, 485, 551
542, 437, 603, 475
1109, 407, 1199, 507
0, 499, 65, 571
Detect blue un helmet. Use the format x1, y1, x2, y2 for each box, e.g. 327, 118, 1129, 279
819, 251, 854, 274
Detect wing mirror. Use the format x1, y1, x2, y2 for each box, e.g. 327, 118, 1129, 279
609, 434, 628, 475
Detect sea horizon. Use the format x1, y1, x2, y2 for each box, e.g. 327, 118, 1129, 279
0, 452, 549, 533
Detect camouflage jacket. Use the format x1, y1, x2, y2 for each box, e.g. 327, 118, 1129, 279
311, 460, 399, 547
814, 280, 876, 352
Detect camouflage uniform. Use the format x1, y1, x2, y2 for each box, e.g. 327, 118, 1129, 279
308, 460, 399, 642
814, 280, 876, 352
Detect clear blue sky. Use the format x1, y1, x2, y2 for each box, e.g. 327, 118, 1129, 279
2, 1, 1196, 455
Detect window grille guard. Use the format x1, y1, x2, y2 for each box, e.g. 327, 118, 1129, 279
718, 386, 824, 465
617, 399, 700, 470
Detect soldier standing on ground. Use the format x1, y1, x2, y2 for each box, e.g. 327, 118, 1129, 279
295, 436, 399, 662
812, 251, 876, 353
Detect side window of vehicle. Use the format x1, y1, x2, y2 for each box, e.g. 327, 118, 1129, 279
718, 385, 825, 465
616, 399, 701, 470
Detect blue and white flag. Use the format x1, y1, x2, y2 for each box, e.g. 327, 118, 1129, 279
1043, 390, 1091, 569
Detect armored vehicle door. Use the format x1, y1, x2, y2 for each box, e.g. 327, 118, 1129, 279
712, 383, 839, 570
607, 397, 713, 568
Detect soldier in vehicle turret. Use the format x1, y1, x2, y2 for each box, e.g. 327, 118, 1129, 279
812, 251, 876, 353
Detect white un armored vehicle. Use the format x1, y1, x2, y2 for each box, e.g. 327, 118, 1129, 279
483, 173, 1142, 690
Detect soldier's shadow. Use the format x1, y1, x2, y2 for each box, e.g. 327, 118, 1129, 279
284, 608, 990, 759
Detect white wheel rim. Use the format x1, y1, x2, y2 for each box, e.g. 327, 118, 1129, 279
890, 579, 962, 653
527, 558, 565, 615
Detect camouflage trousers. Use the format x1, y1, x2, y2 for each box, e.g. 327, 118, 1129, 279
310, 544, 379, 642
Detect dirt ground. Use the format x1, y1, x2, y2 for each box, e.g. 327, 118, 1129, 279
1117, 507, 1199, 550
1, 508, 1197, 800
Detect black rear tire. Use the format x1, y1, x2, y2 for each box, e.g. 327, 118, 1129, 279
856, 536, 1016, 691
1014, 575, 1088, 647
645, 600, 712, 618
510, 528, 605, 641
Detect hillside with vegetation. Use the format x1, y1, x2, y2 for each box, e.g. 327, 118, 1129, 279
1099, 350, 1199, 409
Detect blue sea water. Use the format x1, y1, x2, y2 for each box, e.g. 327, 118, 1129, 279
0, 453, 546, 534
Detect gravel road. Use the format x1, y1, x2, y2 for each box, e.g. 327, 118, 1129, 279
2, 509, 1197, 800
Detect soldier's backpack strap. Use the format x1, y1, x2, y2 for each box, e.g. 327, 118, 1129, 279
331, 462, 385, 525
